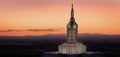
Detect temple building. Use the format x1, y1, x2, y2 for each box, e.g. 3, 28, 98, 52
41, 4, 103, 57
58, 4, 86, 54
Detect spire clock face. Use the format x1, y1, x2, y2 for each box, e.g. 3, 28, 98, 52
73, 25, 77, 29
67, 24, 71, 28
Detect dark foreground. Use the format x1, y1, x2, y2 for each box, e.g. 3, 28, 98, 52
0, 34, 120, 57
0, 43, 120, 57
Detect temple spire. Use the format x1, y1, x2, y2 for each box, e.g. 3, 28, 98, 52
71, 4, 74, 18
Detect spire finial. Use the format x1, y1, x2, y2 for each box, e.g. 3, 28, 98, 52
72, 3, 73, 8
71, 3, 74, 19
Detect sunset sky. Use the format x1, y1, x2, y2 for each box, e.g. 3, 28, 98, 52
0, 0, 120, 36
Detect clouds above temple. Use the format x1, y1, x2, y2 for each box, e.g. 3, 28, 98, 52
0, 29, 54, 32
27, 29, 54, 32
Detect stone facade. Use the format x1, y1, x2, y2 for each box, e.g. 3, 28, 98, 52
58, 42, 86, 54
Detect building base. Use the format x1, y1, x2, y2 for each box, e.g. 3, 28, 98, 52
58, 42, 86, 54
41, 52, 103, 57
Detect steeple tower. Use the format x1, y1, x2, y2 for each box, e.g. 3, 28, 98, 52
67, 4, 78, 43
58, 3, 87, 54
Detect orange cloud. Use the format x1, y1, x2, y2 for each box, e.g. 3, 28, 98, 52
0, 29, 54, 32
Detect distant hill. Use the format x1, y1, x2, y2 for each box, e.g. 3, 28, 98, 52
0, 34, 120, 45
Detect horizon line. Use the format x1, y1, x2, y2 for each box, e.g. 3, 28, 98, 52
0, 33, 120, 36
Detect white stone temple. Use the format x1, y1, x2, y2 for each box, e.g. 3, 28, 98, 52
58, 4, 87, 55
